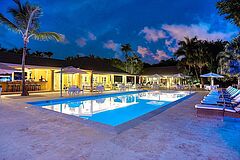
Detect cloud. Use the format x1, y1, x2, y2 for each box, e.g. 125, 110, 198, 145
103, 40, 120, 51
137, 46, 152, 58
75, 38, 87, 47
140, 26, 167, 42
162, 23, 236, 41
164, 39, 178, 53
152, 50, 171, 62
103, 40, 123, 59
88, 32, 97, 40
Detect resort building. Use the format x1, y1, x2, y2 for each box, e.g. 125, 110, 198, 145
140, 66, 187, 89
0, 52, 137, 94
0, 52, 190, 94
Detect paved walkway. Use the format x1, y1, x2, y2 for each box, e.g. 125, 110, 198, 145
0, 92, 239, 160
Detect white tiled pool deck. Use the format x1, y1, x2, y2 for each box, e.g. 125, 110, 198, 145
0, 91, 239, 160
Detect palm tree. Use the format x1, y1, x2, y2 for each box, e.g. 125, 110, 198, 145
44, 51, 53, 58
217, 0, 240, 27
0, 0, 64, 96
121, 43, 132, 72
217, 35, 240, 85
175, 37, 198, 77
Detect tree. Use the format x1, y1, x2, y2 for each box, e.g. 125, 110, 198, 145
121, 43, 132, 72
44, 51, 53, 58
175, 37, 198, 77
175, 37, 226, 86
218, 35, 240, 85
0, 0, 63, 96
217, 0, 240, 27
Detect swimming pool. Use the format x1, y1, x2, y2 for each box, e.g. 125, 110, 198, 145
29, 90, 192, 126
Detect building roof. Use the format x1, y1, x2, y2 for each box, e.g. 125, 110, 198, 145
65, 57, 128, 74
142, 66, 180, 76
0, 52, 128, 74
0, 52, 65, 68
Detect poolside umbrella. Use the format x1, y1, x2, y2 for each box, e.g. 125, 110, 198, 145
0, 63, 19, 74
200, 72, 224, 86
150, 74, 162, 78
59, 66, 87, 74
57, 66, 87, 97
173, 73, 184, 78
150, 74, 162, 84
173, 73, 191, 78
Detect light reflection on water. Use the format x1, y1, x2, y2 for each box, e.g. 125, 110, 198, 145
42, 91, 190, 126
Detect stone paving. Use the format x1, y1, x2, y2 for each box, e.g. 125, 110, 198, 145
0, 92, 239, 160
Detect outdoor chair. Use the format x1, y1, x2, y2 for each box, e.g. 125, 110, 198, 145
96, 85, 104, 93
195, 88, 240, 118
119, 84, 126, 91
195, 103, 240, 118
68, 85, 82, 95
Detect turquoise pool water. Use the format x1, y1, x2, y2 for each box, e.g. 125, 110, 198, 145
29, 90, 191, 126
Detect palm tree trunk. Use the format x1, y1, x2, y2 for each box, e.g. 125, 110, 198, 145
194, 67, 199, 80
21, 41, 29, 96
199, 67, 204, 88
125, 52, 128, 73
238, 76, 240, 89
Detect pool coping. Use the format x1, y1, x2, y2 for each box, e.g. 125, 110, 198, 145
28, 91, 196, 134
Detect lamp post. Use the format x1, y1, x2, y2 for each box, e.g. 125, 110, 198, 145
60, 67, 63, 97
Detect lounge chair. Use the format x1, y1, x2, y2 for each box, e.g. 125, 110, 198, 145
202, 87, 239, 100
195, 103, 240, 118
195, 87, 240, 118
202, 89, 240, 105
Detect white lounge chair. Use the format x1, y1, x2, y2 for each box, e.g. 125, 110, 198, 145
195, 103, 240, 118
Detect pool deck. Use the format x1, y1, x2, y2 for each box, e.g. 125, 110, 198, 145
0, 91, 240, 160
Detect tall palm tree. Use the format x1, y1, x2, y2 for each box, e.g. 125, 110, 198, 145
0, 0, 64, 96
217, 35, 240, 85
175, 37, 198, 77
121, 43, 132, 72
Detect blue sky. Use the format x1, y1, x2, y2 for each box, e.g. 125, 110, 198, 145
0, 0, 239, 64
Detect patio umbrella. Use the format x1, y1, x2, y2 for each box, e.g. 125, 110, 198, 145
173, 73, 184, 78
58, 66, 87, 74
173, 74, 191, 78
150, 74, 162, 84
57, 66, 87, 97
150, 74, 163, 78
200, 72, 224, 86
0, 63, 19, 74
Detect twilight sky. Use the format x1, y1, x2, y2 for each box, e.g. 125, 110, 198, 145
0, 0, 239, 64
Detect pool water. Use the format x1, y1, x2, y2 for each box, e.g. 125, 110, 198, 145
30, 90, 191, 126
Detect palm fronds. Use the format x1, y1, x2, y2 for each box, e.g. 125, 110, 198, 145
0, 13, 21, 33
31, 32, 64, 42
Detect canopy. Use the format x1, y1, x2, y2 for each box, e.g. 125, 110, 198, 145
200, 72, 224, 86
200, 72, 224, 78
59, 66, 87, 97
57, 66, 87, 74
173, 73, 191, 78
150, 74, 163, 78
0, 63, 19, 74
